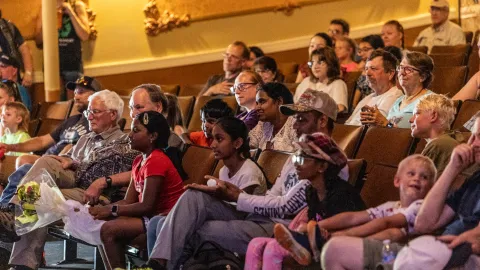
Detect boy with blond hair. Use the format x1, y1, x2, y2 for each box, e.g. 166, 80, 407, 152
410, 93, 458, 174
274, 154, 437, 268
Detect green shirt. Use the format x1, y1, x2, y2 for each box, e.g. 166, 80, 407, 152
0, 130, 31, 156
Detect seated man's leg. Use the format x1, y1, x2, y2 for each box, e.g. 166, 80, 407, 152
147, 215, 166, 255
0, 164, 32, 204
149, 190, 246, 269
15, 154, 40, 169
192, 217, 275, 255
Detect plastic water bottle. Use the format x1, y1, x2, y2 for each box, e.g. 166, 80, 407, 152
381, 239, 396, 265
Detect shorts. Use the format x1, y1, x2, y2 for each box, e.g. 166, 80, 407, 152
363, 238, 404, 270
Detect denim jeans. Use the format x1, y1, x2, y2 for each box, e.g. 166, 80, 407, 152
0, 164, 32, 204
147, 215, 166, 256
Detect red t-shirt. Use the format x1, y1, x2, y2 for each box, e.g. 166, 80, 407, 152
132, 149, 185, 216
189, 131, 212, 147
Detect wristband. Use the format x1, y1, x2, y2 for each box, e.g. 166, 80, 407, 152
105, 176, 112, 189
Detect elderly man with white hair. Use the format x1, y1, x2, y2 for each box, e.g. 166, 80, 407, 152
0, 90, 140, 270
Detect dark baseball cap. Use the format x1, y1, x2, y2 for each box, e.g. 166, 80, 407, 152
0, 53, 20, 69
66, 76, 102, 92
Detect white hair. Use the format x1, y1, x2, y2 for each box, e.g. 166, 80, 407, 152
88, 90, 124, 121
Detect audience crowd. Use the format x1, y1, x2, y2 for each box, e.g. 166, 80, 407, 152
1, 0, 480, 269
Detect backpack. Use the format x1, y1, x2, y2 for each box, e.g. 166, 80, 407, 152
181, 241, 242, 270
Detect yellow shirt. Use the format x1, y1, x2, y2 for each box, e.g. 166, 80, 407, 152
0, 130, 31, 156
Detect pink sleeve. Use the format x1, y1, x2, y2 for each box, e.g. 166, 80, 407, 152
288, 207, 309, 230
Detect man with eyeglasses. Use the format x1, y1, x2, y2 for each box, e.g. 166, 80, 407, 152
0, 53, 31, 111
0, 76, 100, 210
198, 41, 250, 97
143, 89, 346, 270
0, 90, 139, 270
413, 0, 465, 53
328, 19, 350, 45
347, 50, 403, 126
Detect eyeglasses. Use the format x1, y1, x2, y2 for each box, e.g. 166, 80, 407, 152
396, 65, 421, 75
328, 29, 340, 35
230, 82, 257, 93
292, 153, 324, 166
255, 69, 272, 74
83, 109, 112, 118
222, 53, 241, 61
357, 47, 374, 53
307, 60, 326, 68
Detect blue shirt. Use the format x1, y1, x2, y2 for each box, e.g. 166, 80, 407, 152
387, 90, 433, 129
444, 170, 480, 235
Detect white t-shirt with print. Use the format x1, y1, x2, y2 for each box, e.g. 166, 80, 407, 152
366, 200, 423, 234
294, 77, 348, 110
219, 158, 267, 196
346, 86, 403, 126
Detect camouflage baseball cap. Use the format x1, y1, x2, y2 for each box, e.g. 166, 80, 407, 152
280, 89, 338, 121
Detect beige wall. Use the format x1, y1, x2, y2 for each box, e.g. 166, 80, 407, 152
83, 0, 430, 66
23, 0, 450, 71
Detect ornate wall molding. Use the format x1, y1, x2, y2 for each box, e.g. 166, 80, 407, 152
144, 0, 190, 35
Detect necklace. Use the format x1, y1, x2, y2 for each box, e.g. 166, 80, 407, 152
403, 88, 425, 103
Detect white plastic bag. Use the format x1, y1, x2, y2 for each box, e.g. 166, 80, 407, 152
61, 200, 105, 246
14, 169, 106, 246
15, 169, 66, 235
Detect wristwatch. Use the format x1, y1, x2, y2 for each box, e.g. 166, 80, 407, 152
105, 176, 112, 189
111, 205, 119, 217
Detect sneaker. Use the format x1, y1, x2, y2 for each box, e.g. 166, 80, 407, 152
0, 205, 19, 243
274, 223, 312, 266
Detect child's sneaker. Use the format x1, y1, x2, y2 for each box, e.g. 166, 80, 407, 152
274, 223, 312, 266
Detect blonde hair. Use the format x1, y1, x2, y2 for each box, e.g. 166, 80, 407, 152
4, 102, 30, 132
397, 154, 437, 182
415, 93, 456, 131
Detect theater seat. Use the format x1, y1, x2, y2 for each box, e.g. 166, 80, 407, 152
182, 145, 217, 185
431, 44, 471, 55
38, 100, 74, 120
345, 71, 362, 112
429, 53, 466, 66
256, 149, 291, 186
179, 84, 205, 96
161, 84, 180, 95
347, 159, 367, 191
360, 163, 399, 208
405, 46, 428, 54
467, 45, 479, 80
36, 118, 63, 136
331, 124, 365, 159
430, 66, 468, 97
452, 100, 480, 131
187, 96, 238, 132
28, 119, 41, 137
354, 126, 415, 207
177, 96, 195, 127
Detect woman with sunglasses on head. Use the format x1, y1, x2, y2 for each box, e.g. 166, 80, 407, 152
89, 111, 185, 270
232, 70, 262, 130
249, 82, 297, 152
352, 35, 385, 108
361, 51, 433, 128
245, 133, 365, 270
295, 47, 348, 113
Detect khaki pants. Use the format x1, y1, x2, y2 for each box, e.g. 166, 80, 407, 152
8, 156, 110, 269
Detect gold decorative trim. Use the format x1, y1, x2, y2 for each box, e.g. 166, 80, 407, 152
86, 7, 98, 40
144, 0, 190, 36
274, 1, 301, 16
